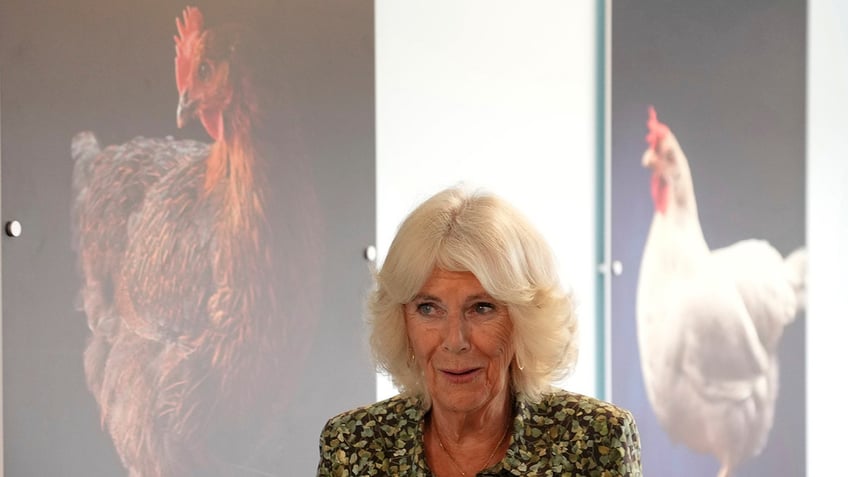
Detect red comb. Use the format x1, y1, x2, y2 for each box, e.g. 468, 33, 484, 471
174, 6, 204, 94
645, 105, 669, 150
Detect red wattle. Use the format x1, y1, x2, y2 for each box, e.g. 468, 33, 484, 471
651, 173, 668, 214
201, 110, 223, 141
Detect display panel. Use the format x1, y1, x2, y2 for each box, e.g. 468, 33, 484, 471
609, 1, 806, 475
0, 1, 375, 475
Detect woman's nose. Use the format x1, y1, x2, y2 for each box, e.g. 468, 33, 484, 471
441, 312, 470, 353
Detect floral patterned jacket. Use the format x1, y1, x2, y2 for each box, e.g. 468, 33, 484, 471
317, 390, 642, 476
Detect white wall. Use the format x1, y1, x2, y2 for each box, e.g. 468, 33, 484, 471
375, 0, 599, 399
376, 2, 846, 473
807, 0, 848, 474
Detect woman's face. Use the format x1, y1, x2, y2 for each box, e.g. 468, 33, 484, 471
404, 268, 514, 416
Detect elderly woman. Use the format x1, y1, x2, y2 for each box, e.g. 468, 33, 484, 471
318, 186, 642, 476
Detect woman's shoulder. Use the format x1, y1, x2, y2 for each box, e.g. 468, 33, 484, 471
321, 393, 423, 436
518, 388, 639, 438
514, 389, 642, 475
533, 388, 635, 422
318, 395, 427, 475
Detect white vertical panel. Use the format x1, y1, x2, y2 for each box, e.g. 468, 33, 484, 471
807, 1, 848, 474
375, 0, 598, 400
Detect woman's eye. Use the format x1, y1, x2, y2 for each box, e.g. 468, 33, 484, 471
416, 303, 436, 316
472, 302, 496, 315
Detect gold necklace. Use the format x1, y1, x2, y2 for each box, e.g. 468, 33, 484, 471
432, 419, 509, 477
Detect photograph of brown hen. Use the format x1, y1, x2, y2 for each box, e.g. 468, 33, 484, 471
70, 6, 322, 476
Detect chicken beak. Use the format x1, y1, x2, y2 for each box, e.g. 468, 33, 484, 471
176, 91, 196, 129
642, 149, 657, 169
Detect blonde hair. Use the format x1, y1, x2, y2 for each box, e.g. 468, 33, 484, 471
369, 186, 578, 407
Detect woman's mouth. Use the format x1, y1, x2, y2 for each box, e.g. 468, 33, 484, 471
440, 368, 481, 384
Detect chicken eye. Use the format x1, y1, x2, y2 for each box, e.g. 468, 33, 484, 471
197, 62, 211, 81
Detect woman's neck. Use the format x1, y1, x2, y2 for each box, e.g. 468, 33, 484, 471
425, 393, 513, 477
429, 393, 512, 444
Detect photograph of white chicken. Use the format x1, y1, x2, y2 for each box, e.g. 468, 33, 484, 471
635, 106, 807, 477
609, 1, 807, 475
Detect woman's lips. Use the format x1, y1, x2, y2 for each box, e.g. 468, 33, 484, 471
439, 368, 482, 384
